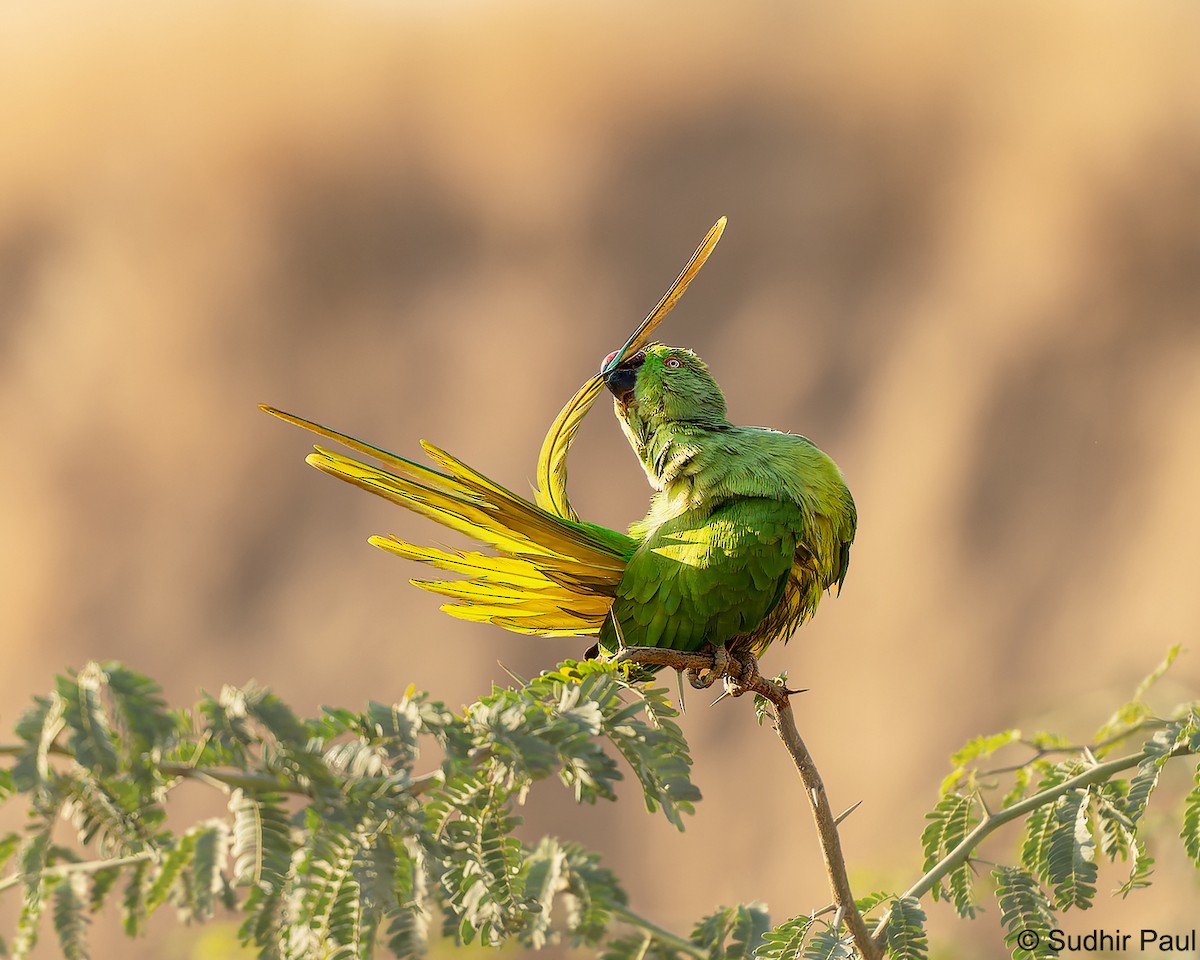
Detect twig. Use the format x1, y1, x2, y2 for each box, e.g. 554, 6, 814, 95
977, 719, 1171, 778
772, 701, 883, 960
612, 904, 708, 960
870, 739, 1197, 945
0, 745, 443, 799
616, 647, 881, 960
0, 850, 157, 895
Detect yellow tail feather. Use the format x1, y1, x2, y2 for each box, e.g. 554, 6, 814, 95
262, 405, 631, 637
260, 216, 729, 638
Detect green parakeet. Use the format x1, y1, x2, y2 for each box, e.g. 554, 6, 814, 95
262, 219, 855, 673
593, 343, 855, 660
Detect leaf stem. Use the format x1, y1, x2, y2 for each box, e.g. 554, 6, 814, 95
611, 904, 708, 960
870, 740, 1196, 944
0, 744, 441, 798
0, 850, 156, 895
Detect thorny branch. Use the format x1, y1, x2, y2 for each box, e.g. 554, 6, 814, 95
615, 646, 883, 960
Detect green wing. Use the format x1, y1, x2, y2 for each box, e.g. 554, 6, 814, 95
598, 497, 804, 655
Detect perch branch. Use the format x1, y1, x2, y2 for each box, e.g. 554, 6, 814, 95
772, 699, 883, 960
616, 647, 882, 960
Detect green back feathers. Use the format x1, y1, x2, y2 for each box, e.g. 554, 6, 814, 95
603, 344, 857, 657
598, 497, 806, 657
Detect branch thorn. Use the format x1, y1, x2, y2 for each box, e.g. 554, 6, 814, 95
833, 799, 864, 826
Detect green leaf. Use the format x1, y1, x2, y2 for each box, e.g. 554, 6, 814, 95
1091, 783, 1154, 895
690, 904, 737, 958
62, 777, 154, 858
920, 793, 979, 914
229, 790, 293, 892
1115, 837, 1154, 898
1180, 765, 1200, 866
520, 838, 568, 950
187, 820, 230, 921
942, 729, 1021, 793
120, 860, 149, 937
362, 697, 425, 767
993, 865, 1057, 960
753, 673, 787, 726
86, 866, 121, 914
58, 663, 120, 777
585, 669, 700, 829
600, 932, 681, 960
755, 915, 814, 960
384, 836, 429, 960
292, 812, 366, 957
146, 833, 195, 914
852, 890, 892, 917
936, 729, 1022, 796
1020, 761, 1083, 876
515, 661, 701, 828
1094, 644, 1180, 744
689, 903, 770, 960
1044, 791, 1097, 910
1002, 765, 1036, 809
1123, 731, 1173, 823
951, 729, 1022, 768
10, 694, 66, 794
466, 679, 619, 804
10, 830, 53, 960
883, 896, 927, 960
0, 832, 22, 873
726, 903, 772, 960
52, 873, 90, 960
800, 925, 854, 960
557, 841, 626, 947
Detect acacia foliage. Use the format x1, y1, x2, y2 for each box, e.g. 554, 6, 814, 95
0, 659, 697, 959
0, 652, 1198, 960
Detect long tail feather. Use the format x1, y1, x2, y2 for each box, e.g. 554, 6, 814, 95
534, 216, 727, 523
261, 405, 633, 636
533, 375, 604, 522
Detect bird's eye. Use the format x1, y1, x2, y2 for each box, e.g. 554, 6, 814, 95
664, 357, 683, 369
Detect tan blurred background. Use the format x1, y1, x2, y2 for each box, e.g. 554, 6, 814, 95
3, 1, 1199, 956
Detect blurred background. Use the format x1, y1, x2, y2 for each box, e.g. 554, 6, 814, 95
2, 1, 1199, 956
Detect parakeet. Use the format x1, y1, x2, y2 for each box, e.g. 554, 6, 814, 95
592, 343, 854, 661
262, 219, 855, 676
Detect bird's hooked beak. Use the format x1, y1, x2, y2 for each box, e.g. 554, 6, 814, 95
601, 349, 644, 405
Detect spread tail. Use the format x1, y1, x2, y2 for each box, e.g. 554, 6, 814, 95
261, 405, 634, 637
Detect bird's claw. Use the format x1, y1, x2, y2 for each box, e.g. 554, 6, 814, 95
717, 650, 758, 699
718, 649, 793, 709
686, 667, 714, 689
614, 644, 794, 710
686, 644, 728, 689
698, 647, 779, 703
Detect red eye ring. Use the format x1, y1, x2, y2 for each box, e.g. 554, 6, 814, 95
664, 357, 683, 369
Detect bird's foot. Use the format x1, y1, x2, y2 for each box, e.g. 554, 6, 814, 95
685, 644, 727, 689
611, 645, 795, 710
718, 650, 792, 709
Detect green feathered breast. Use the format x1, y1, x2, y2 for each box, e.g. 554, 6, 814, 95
596, 343, 856, 660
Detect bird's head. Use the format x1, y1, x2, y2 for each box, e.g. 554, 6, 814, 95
601, 342, 727, 426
